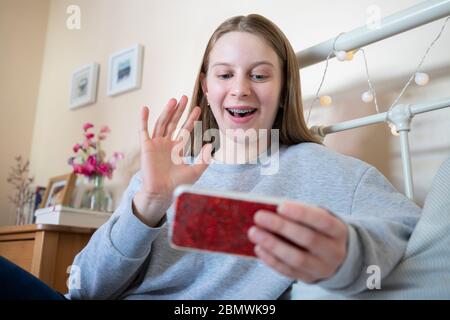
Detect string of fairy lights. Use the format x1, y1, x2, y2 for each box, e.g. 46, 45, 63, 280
306, 16, 450, 136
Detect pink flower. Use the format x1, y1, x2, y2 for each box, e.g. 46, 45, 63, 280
100, 126, 111, 134
69, 123, 124, 180
83, 161, 96, 176
113, 152, 124, 160
73, 164, 84, 175
97, 163, 112, 178
86, 155, 97, 167
110, 153, 125, 170
83, 123, 94, 131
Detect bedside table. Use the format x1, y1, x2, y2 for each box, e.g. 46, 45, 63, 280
0, 224, 96, 294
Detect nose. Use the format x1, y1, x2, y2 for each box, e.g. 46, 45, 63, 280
230, 75, 251, 98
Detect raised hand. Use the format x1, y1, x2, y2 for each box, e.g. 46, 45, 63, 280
133, 95, 212, 227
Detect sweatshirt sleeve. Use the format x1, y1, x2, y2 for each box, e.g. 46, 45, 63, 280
66, 172, 165, 300
315, 166, 421, 295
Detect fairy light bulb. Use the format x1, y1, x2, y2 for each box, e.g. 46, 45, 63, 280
389, 123, 400, 136
414, 72, 429, 86
335, 50, 347, 61
361, 91, 374, 103
319, 95, 332, 106
345, 50, 355, 61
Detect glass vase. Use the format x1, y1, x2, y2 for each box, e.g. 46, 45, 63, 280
81, 176, 112, 212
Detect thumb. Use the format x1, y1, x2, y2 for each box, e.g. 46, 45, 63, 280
192, 143, 213, 175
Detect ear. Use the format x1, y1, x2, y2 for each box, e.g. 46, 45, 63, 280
200, 72, 208, 97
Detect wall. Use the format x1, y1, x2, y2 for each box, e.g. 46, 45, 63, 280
0, 0, 50, 225
1, 0, 449, 225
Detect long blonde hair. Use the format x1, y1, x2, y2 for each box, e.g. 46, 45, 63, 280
189, 14, 321, 155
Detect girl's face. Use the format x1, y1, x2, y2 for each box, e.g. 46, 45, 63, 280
202, 31, 283, 136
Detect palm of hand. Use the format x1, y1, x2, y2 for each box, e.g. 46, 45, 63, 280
133, 96, 212, 225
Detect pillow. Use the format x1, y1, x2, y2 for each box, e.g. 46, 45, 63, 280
358, 156, 450, 299
289, 156, 450, 299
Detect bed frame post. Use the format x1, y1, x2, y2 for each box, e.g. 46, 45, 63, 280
387, 104, 414, 199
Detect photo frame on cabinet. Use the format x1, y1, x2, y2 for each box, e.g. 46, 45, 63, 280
41, 173, 77, 208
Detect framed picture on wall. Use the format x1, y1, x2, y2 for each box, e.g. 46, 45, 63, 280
69, 63, 99, 109
107, 44, 144, 96
40, 173, 77, 208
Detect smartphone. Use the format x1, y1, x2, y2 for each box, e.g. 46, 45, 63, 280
170, 185, 284, 258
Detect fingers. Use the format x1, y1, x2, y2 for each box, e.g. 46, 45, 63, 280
152, 98, 178, 138
249, 228, 329, 281
277, 201, 346, 239
194, 143, 213, 165
191, 143, 213, 175
177, 143, 212, 185
165, 95, 188, 138
140, 106, 151, 144
172, 106, 202, 158
175, 106, 201, 140
249, 204, 349, 281
252, 210, 344, 263
171, 127, 191, 164
254, 245, 315, 282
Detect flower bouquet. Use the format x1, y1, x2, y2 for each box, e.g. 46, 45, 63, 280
68, 123, 124, 211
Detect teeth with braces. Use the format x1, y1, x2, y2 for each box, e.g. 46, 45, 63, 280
227, 109, 255, 113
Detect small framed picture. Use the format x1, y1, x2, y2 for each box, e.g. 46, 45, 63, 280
107, 44, 144, 96
29, 186, 46, 223
41, 173, 77, 208
69, 63, 99, 109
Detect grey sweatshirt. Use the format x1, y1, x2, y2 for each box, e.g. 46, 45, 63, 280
66, 142, 421, 299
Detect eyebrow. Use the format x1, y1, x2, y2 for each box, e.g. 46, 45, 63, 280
210, 61, 275, 69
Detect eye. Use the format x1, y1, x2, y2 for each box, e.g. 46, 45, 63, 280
217, 73, 233, 80
251, 74, 267, 81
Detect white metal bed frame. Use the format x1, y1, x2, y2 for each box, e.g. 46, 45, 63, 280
297, 0, 450, 201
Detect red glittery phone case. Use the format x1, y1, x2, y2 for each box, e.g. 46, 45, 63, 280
170, 185, 282, 258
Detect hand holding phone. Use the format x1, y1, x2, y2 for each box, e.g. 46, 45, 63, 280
170, 185, 283, 257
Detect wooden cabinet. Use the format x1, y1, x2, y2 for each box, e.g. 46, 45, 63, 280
0, 224, 95, 294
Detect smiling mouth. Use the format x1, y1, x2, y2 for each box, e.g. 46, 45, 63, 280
225, 108, 257, 118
